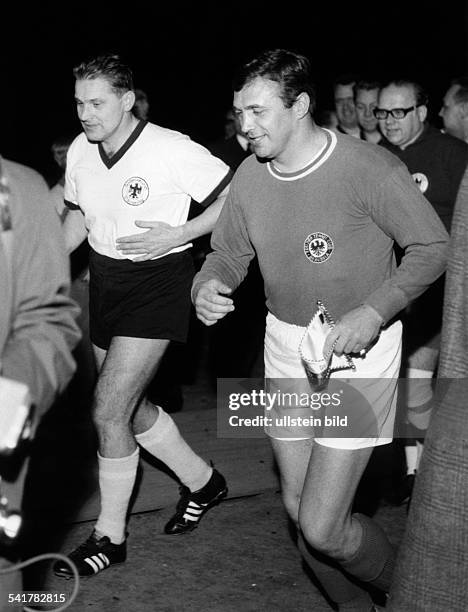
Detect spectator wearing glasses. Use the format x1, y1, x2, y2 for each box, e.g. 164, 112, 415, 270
439, 76, 468, 143
354, 79, 382, 144
377, 79, 468, 505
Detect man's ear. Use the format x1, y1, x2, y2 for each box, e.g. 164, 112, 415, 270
294, 92, 311, 119
123, 90, 136, 112
417, 104, 428, 123
459, 101, 468, 119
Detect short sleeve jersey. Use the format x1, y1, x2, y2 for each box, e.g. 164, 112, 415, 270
65, 121, 230, 260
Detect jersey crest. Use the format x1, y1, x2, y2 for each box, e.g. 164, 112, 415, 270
304, 232, 334, 263
412, 172, 428, 194
122, 177, 149, 206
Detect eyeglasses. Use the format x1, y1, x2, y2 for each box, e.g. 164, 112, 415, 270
373, 105, 422, 120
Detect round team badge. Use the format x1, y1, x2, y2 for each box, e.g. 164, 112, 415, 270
304, 232, 334, 263
122, 177, 149, 206
412, 172, 429, 194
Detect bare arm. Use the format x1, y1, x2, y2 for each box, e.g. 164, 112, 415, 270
62, 208, 87, 254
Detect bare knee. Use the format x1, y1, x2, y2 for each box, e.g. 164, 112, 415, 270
132, 399, 159, 435
92, 391, 129, 433
93, 407, 126, 435
298, 510, 347, 558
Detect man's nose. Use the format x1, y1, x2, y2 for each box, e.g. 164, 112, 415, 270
79, 104, 91, 122
240, 113, 254, 134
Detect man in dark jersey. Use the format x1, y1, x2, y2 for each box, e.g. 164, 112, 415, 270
193, 50, 448, 611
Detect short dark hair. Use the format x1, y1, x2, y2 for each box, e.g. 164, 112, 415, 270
354, 79, 381, 96
233, 49, 316, 114
451, 77, 468, 105
73, 53, 134, 94
381, 79, 428, 106
333, 73, 359, 92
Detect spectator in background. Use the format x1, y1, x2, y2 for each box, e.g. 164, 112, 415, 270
223, 108, 237, 139
439, 76, 468, 143
49, 134, 76, 222
377, 79, 468, 504
132, 88, 150, 121
333, 74, 361, 138
354, 79, 382, 144
209, 107, 250, 168
314, 108, 339, 131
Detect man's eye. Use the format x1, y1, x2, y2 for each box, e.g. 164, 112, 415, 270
252, 109, 263, 116
93, 103, 101, 108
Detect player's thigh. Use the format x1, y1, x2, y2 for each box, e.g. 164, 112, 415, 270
94, 336, 170, 421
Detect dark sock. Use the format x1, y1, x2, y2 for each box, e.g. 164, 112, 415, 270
340, 513, 394, 593
297, 531, 373, 610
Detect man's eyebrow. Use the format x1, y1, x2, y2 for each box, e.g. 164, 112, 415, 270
74, 96, 102, 103
237, 103, 265, 110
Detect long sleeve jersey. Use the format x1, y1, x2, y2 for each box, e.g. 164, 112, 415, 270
194, 130, 449, 326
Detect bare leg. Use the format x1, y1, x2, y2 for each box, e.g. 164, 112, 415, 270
271, 439, 374, 610
92, 337, 169, 458
299, 444, 373, 560
300, 443, 394, 592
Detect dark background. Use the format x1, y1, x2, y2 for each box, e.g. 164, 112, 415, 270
1, 4, 467, 184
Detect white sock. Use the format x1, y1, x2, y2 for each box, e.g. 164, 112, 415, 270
135, 407, 212, 492
406, 368, 434, 408
416, 440, 424, 470
94, 447, 139, 544
408, 404, 433, 430
404, 445, 418, 475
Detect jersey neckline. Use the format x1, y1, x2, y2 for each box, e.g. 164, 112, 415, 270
98, 120, 147, 169
266, 129, 336, 181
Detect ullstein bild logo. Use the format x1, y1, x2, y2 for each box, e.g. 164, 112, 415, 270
304, 232, 334, 263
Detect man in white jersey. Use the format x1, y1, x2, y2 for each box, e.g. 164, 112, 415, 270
192, 50, 448, 611
54, 54, 232, 578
